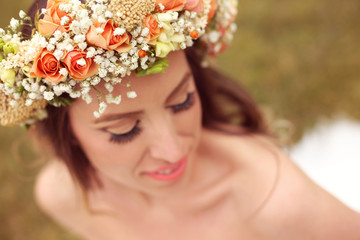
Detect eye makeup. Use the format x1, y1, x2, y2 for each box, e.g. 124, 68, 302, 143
170, 92, 196, 113
109, 120, 142, 144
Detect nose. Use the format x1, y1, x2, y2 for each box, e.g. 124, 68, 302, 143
147, 117, 184, 163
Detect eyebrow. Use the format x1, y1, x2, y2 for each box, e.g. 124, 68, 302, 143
93, 71, 192, 125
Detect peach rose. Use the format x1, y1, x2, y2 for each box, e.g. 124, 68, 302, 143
184, 0, 203, 13
156, 0, 186, 12
30, 48, 66, 83
142, 14, 162, 45
86, 20, 132, 53
62, 49, 98, 81
38, 0, 72, 36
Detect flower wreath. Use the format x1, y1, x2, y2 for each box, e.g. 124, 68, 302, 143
0, 0, 237, 126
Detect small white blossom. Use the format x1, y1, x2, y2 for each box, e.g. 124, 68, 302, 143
25, 99, 33, 106
74, 34, 86, 43
96, 27, 104, 34
114, 28, 126, 36
19, 10, 26, 19
141, 28, 149, 37
127, 91, 137, 99
59, 68, 68, 76
65, 44, 74, 51
104, 83, 114, 93
105, 11, 113, 18
60, 16, 70, 26
39, 86, 46, 92
0, 28, 5, 36
93, 111, 101, 118
97, 16, 106, 23
158, 3, 165, 11
98, 102, 107, 114
77, 58, 86, 66
9, 100, 18, 107
47, 44, 55, 51
13, 93, 21, 99
78, 42, 87, 50
10, 18, 20, 29
54, 50, 64, 60
28, 92, 37, 99
41, 8, 47, 15
44, 91, 55, 101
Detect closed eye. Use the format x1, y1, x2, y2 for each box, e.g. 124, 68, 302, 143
170, 92, 196, 113
108, 120, 142, 144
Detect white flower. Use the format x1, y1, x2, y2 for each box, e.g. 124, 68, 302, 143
44, 91, 55, 101
208, 31, 220, 43
28, 92, 37, 99
105, 11, 113, 18
105, 83, 114, 93
19, 10, 26, 19
127, 91, 137, 99
65, 44, 74, 51
13, 93, 21, 99
141, 28, 149, 37
59, 68, 68, 76
10, 18, 20, 29
74, 34, 86, 43
93, 111, 101, 118
54, 50, 64, 60
39, 86, 47, 92
47, 44, 55, 51
41, 8, 47, 15
25, 99, 33, 106
78, 42, 87, 50
158, 3, 165, 11
96, 27, 104, 34
0, 28, 5, 36
77, 58, 86, 66
114, 28, 126, 36
60, 16, 70, 26
9, 100, 17, 107
97, 16, 106, 23
99, 102, 107, 114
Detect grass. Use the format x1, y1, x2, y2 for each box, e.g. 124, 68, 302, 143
0, 0, 359, 238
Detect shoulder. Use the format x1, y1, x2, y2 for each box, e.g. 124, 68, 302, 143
34, 160, 90, 236
240, 134, 360, 239
201, 129, 360, 238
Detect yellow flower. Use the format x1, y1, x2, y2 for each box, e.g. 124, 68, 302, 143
155, 41, 175, 57
0, 68, 16, 87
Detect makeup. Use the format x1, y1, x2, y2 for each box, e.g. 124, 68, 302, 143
144, 157, 187, 181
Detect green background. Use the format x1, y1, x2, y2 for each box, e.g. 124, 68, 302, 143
1, 0, 360, 239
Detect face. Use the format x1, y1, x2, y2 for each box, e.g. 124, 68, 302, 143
68, 50, 202, 193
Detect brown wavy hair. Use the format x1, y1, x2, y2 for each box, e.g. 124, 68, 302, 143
27, 0, 267, 191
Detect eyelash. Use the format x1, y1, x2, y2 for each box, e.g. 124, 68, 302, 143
109, 92, 196, 144
109, 120, 142, 144
171, 92, 196, 113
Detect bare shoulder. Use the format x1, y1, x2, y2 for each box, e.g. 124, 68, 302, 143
201, 129, 360, 239
34, 160, 89, 236
244, 134, 360, 239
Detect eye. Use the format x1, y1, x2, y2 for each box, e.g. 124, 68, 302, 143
170, 92, 196, 113
108, 120, 142, 144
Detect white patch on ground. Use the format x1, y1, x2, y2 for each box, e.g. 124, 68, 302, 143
289, 118, 360, 212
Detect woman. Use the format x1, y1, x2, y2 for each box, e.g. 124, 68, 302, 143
1, 0, 359, 239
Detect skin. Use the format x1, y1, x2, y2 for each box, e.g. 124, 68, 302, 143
34, 51, 360, 239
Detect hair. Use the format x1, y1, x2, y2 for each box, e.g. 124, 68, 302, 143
27, 0, 268, 191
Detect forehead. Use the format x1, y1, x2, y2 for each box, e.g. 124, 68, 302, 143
69, 50, 191, 119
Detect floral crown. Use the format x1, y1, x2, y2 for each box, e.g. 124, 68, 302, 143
0, 0, 237, 126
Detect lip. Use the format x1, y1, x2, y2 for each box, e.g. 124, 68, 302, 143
144, 157, 188, 182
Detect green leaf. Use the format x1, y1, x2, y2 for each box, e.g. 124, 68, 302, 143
135, 59, 169, 77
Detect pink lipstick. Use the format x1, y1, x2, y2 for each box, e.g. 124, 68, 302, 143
145, 157, 187, 181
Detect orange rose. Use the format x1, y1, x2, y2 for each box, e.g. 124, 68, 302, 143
156, 0, 186, 12
184, 0, 203, 13
142, 14, 162, 45
86, 20, 132, 53
30, 48, 66, 83
62, 49, 98, 81
38, 0, 71, 36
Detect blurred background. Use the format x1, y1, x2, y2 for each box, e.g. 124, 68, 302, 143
1, 0, 360, 239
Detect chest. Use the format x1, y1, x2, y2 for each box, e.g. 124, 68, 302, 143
83, 196, 260, 240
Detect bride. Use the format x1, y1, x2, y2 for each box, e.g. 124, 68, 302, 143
1, 0, 359, 239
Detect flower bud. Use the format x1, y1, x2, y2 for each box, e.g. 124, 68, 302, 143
0, 68, 16, 87
155, 41, 174, 58
136, 59, 168, 76
3, 42, 18, 55
21, 65, 32, 78
0, 38, 5, 50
